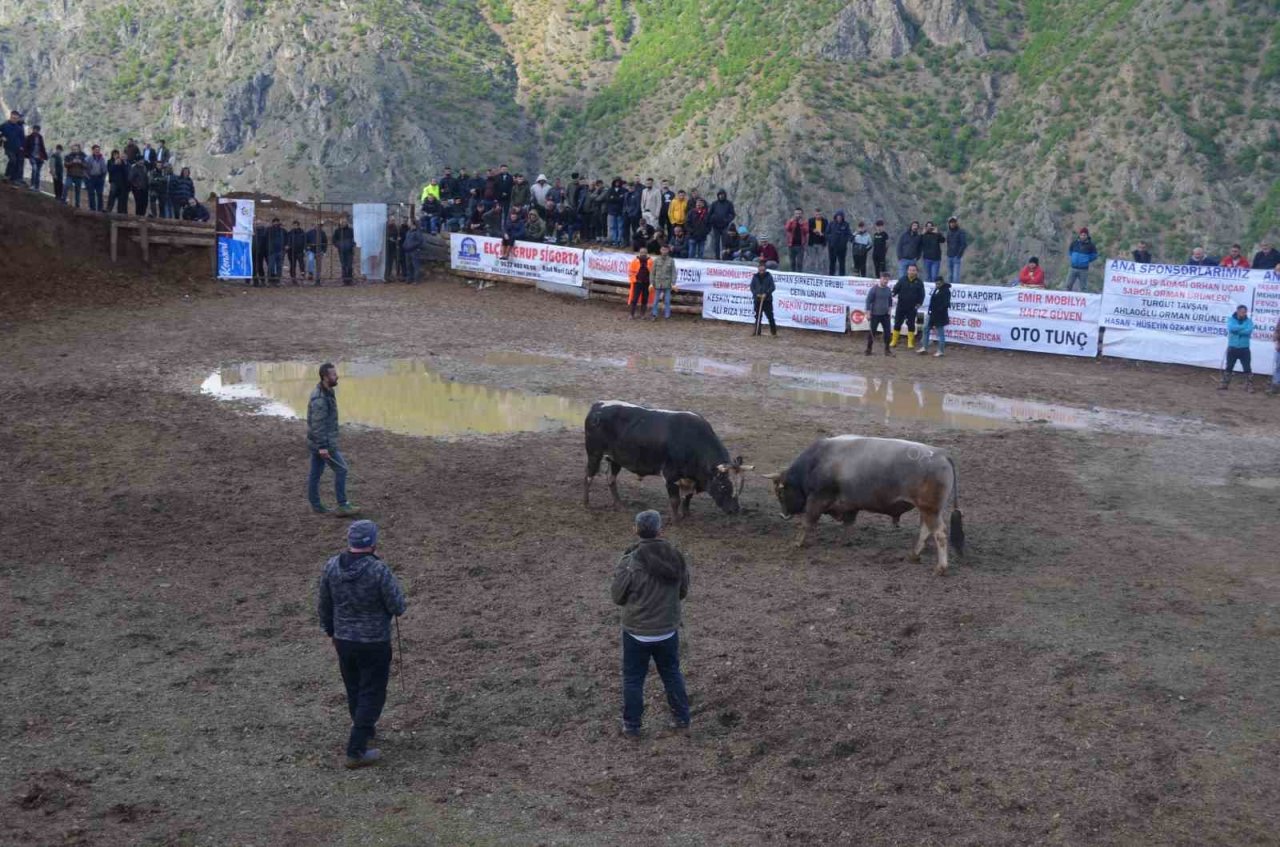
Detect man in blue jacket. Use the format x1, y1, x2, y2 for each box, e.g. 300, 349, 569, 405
1219, 305, 1255, 392
1065, 227, 1099, 291
317, 520, 407, 768
1, 110, 25, 184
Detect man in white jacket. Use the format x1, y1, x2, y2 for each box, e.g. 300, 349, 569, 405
641, 178, 663, 229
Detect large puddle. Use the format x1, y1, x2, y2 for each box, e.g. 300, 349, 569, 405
202, 352, 1201, 441
201, 360, 589, 439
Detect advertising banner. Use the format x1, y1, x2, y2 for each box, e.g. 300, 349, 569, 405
1100, 259, 1269, 369
934, 283, 1102, 357
353, 203, 388, 281
583, 249, 634, 283
675, 259, 858, 334
216, 198, 253, 279
451, 233, 585, 287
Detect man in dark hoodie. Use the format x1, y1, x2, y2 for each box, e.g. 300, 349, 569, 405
871, 219, 890, 277
307, 362, 358, 514
266, 217, 286, 285
945, 217, 968, 284
286, 220, 308, 284
611, 510, 691, 739
827, 211, 852, 276
897, 220, 922, 278
751, 257, 777, 336
333, 214, 357, 285
317, 519, 407, 769
708, 190, 736, 262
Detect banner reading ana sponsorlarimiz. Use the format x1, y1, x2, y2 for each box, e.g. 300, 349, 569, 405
1100, 259, 1278, 369
216, 198, 253, 279
451, 233, 584, 287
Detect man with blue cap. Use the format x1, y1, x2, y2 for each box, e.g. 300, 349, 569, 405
317, 520, 407, 768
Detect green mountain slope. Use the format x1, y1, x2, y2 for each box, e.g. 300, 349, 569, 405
2, 0, 1278, 280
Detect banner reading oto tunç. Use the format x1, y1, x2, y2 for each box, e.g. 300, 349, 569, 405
934, 283, 1102, 357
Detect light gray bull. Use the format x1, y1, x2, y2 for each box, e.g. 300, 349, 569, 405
764, 435, 965, 575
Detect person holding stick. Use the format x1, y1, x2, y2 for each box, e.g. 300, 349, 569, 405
307, 362, 359, 514
317, 520, 407, 768
750, 257, 777, 337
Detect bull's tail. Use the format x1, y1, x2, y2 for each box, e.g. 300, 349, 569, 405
947, 455, 965, 556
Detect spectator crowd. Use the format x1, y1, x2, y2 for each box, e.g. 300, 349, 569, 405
2, 109, 208, 222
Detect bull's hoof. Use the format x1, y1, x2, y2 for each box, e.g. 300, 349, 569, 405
933, 564, 949, 577
908, 553, 922, 565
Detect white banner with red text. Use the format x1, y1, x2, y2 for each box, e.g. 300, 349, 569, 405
926, 283, 1103, 357
673, 259, 873, 334
450, 233, 585, 287
1101, 260, 1280, 369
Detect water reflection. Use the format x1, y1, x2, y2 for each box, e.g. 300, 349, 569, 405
201, 359, 590, 439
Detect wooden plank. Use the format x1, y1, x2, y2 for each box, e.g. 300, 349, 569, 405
110, 220, 118, 263
140, 220, 149, 263
129, 235, 214, 247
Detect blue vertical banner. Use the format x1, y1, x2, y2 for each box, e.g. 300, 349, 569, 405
216, 198, 255, 279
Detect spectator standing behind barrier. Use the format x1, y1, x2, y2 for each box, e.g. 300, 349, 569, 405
64, 144, 87, 208
1219, 305, 1255, 392
917, 276, 952, 358
148, 165, 168, 218
828, 211, 852, 276
946, 217, 968, 284
897, 220, 922, 278
751, 257, 777, 337
1065, 228, 1098, 291
919, 221, 945, 282
266, 218, 286, 286
306, 220, 328, 283
509, 173, 530, 210
23, 124, 47, 191
1018, 256, 1046, 288
127, 157, 149, 215
252, 222, 269, 287
891, 263, 926, 349
333, 215, 356, 285
784, 208, 808, 272
851, 220, 872, 277
1, 110, 25, 185
686, 199, 710, 259
384, 216, 400, 281
666, 190, 689, 242
623, 181, 643, 243
401, 220, 425, 283
106, 150, 129, 213
85, 145, 107, 211
641, 178, 662, 229
49, 144, 64, 202
307, 362, 358, 514
650, 243, 675, 320
807, 208, 828, 272
871, 220, 890, 277
169, 166, 195, 214
287, 221, 307, 284
612, 510, 691, 739
605, 178, 627, 246
708, 190, 736, 261
628, 248, 652, 319
1251, 241, 1280, 270
316, 519, 406, 768
864, 272, 894, 356
1132, 241, 1152, 264
1221, 244, 1250, 268
1187, 246, 1216, 266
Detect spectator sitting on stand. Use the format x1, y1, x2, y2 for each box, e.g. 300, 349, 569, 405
1018, 256, 1046, 288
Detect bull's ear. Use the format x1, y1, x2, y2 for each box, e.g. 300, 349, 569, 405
716, 463, 730, 473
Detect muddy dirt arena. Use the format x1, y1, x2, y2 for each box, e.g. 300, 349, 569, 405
3, 270, 1279, 846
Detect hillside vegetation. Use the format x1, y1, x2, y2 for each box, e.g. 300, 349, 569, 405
1, 0, 1278, 279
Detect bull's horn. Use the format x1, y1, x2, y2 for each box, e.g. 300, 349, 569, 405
762, 472, 781, 481
737, 464, 755, 471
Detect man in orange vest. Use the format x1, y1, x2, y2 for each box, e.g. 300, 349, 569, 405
628, 247, 652, 319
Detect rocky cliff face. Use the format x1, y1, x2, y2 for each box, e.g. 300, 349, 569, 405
1, 0, 1278, 280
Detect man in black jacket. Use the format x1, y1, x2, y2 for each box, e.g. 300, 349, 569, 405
266, 218, 287, 286
751, 257, 777, 337
1132, 241, 1152, 264
252, 223, 269, 288
891, 263, 926, 349
438, 167, 458, 204
827, 211, 852, 276
611, 510, 691, 739
708, 190, 736, 262
945, 217, 968, 284
333, 215, 356, 285
384, 215, 400, 282
286, 220, 308, 284
897, 221, 922, 278
306, 221, 329, 283
871, 220, 891, 277
1252, 241, 1280, 270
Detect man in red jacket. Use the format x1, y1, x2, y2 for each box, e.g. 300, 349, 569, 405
1220, 244, 1250, 268
784, 208, 809, 272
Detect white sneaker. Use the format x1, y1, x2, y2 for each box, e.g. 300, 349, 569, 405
934, 351, 944, 358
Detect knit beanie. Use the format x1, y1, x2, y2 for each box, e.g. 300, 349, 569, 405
635, 510, 662, 540
347, 520, 378, 550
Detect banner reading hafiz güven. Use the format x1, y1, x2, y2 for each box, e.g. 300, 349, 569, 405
451, 233, 584, 287
216, 198, 254, 279
931, 283, 1102, 357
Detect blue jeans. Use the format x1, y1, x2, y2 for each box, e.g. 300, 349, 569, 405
333, 638, 392, 758
921, 317, 946, 352
608, 214, 623, 245
948, 256, 963, 285
68, 176, 85, 208
308, 448, 349, 509
897, 258, 914, 278
29, 160, 42, 190
268, 252, 284, 280
87, 175, 105, 211
622, 630, 690, 732
922, 258, 941, 282
688, 237, 706, 259
651, 287, 672, 318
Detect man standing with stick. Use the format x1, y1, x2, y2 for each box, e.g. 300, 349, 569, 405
307, 363, 359, 515
750, 258, 777, 337
317, 520, 407, 768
